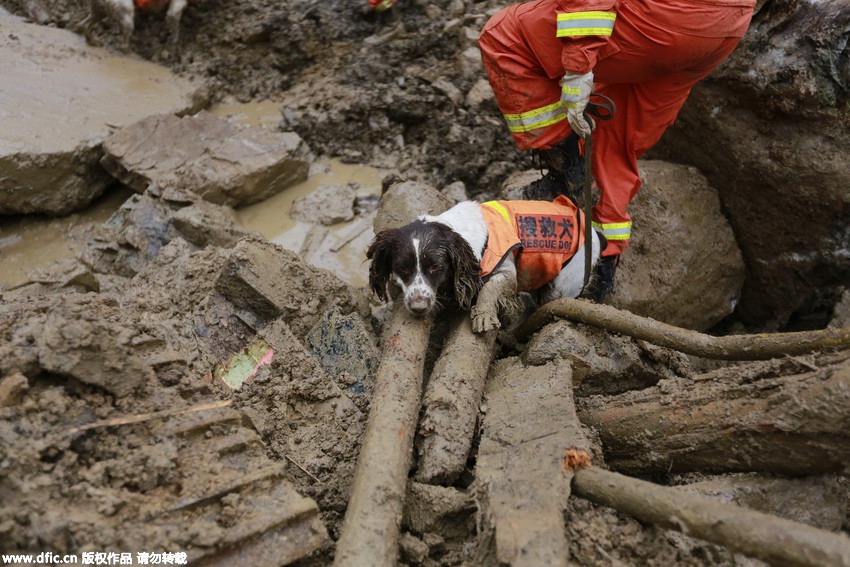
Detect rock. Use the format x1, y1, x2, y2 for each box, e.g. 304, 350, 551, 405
432, 78, 463, 106
373, 180, 452, 233
465, 77, 497, 109
523, 320, 691, 396
441, 180, 469, 204
610, 160, 745, 331
399, 532, 430, 565
171, 200, 255, 249
0, 372, 29, 408
650, 0, 850, 327
214, 236, 369, 339
305, 308, 379, 399
404, 482, 475, 535
101, 111, 310, 207
290, 183, 355, 226
830, 289, 850, 329
81, 193, 180, 278
498, 169, 543, 200
0, 13, 201, 216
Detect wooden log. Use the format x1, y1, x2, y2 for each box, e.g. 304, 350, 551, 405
517, 297, 850, 360
333, 304, 431, 567
572, 466, 850, 567
415, 312, 498, 485
474, 357, 590, 567
578, 354, 850, 476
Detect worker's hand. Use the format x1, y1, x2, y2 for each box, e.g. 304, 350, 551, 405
560, 71, 594, 138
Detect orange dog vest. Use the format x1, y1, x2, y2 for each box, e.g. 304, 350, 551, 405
479, 196, 585, 291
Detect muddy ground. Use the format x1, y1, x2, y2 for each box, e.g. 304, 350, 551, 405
1, 0, 849, 566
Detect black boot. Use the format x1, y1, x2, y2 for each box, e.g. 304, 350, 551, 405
524, 133, 585, 203
590, 254, 618, 302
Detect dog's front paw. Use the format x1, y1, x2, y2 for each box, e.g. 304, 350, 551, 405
471, 305, 501, 334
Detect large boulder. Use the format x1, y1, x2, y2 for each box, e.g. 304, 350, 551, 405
650, 0, 850, 328
101, 111, 312, 207
0, 12, 202, 215
610, 160, 746, 331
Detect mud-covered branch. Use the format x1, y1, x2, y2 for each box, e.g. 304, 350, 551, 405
333, 304, 431, 567
416, 313, 498, 485
517, 298, 850, 360
578, 355, 850, 476
572, 466, 850, 567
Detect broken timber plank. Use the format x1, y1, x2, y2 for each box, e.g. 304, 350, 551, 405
415, 312, 498, 485
474, 357, 589, 567
572, 466, 850, 567
578, 354, 850, 476
333, 303, 432, 567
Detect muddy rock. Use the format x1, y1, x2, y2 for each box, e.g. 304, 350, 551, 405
234, 317, 367, 536
81, 193, 180, 278
651, 0, 850, 327
291, 183, 356, 225
523, 320, 692, 396
214, 235, 370, 339
170, 199, 257, 249
0, 12, 201, 216
305, 307, 379, 403
0, 293, 153, 397
101, 111, 311, 207
830, 289, 850, 329
610, 160, 745, 331
0, 372, 28, 407
373, 180, 453, 233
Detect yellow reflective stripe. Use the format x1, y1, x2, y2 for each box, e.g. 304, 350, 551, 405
561, 85, 582, 107
504, 101, 566, 133
375, 0, 394, 10
556, 11, 616, 37
592, 220, 631, 240
482, 201, 512, 224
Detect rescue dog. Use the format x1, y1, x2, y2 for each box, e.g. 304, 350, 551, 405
367, 197, 603, 332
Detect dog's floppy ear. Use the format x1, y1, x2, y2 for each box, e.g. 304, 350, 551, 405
450, 233, 483, 311
366, 228, 399, 302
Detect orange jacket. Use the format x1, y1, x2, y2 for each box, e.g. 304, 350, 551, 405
479, 0, 755, 256
480, 196, 585, 291
134, 0, 169, 12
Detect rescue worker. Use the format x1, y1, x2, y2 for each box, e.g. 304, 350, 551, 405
479, 0, 756, 300
368, 0, 398, 11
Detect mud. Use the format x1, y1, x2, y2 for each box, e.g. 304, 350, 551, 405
0, 0, 848, 565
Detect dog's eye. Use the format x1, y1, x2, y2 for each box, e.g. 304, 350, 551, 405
427, 263, 443, 274
396, 266, 411, 278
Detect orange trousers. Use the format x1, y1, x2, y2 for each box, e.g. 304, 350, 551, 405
479, 0, 755, 255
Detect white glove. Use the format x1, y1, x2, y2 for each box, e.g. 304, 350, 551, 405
560, 70, 595, 138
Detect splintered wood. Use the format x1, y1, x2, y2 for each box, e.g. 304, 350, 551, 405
474, 357, 590, 567
416, 312, 498, 485
579, 353, 850, 476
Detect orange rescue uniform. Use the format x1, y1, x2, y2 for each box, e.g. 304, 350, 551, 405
479, 0, 755, 256
480, 196, 586, 292
134, 0, 169, 12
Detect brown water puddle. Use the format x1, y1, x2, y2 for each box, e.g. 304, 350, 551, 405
213, 99, 383, 288
0, 100, 382, 290
236, 160, 382, 289
0, 187, 134, 289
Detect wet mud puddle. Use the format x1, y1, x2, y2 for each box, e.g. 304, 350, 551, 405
212, 100, 383, 289
0, 101, 382, 290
